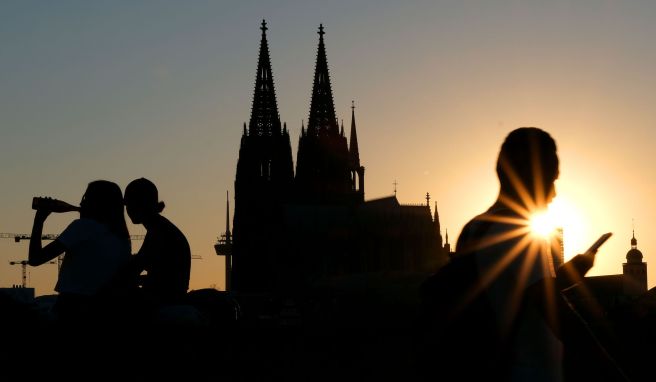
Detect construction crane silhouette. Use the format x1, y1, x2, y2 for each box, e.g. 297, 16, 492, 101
3, 232, 201, 282
2, 233, 147, 276
3, 233, 200, 280
9, 259, 56, 288
0, 233, 145, 243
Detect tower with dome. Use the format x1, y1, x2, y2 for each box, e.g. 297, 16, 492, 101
623, 230, 647, 296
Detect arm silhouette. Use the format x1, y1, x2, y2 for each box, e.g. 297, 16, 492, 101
28, 210, 65, 266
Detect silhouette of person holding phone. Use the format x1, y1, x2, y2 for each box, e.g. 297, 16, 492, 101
452, 127, 565, 380
425, 127, 609, 381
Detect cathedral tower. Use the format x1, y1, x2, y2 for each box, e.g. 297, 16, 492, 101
232, 20, 294, 293
295, 25, 354, 204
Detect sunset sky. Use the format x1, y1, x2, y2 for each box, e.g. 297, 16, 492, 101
2, 1, 656, 296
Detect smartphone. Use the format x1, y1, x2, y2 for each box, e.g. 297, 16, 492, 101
584, 232, 613, 256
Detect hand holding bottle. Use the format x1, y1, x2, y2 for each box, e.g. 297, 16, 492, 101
32, 196, 80, 213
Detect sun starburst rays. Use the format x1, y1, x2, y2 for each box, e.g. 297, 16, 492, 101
455, 154, 595, 332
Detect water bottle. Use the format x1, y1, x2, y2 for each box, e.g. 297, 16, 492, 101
32, 197, 80, 213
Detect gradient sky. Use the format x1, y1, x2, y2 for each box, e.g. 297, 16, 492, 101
2, 1, 656, 296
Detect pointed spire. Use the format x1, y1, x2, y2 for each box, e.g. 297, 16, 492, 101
301, 120, 305, 136
340, 119, 344, 136
225, 190, 231, 242
249, 19, 281, 137
433, 201, 442, 236
349, 100, 360, 167
307, 24, 338, 137
243, 122, 247, 136
626, 224, 643, 264
445, 229, 449, 244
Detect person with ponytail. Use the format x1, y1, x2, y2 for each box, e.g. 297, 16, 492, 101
123, 178, 191, 310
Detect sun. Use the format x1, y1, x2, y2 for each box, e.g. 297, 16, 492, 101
528, 195, 585, 260
530, 210, 556, 239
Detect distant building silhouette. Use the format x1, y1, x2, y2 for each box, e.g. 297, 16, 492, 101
0, 286, 35, 305
553, 226, 565, 270
215, 191, 233, 291
225, 21, 448, 294
623, 230, 647, 297
566, 230, 648, 315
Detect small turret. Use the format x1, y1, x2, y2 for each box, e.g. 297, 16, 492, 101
444, 229, 452, 257
623, 226, 647, 297
433, 201, 443, 249
626, 230, 643, 263
349, 101, 360, 168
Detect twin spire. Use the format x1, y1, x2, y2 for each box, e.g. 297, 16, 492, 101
307, 24, 339, 137
249, 20, 281, 137
249, 20, 360, 160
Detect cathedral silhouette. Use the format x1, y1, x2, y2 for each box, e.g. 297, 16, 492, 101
217, 21, 449, 295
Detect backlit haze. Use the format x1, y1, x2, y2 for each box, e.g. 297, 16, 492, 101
2, 1, 656, 296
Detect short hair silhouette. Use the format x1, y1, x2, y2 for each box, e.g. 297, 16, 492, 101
125, 177, 165, 214
495, 127, 559, 204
